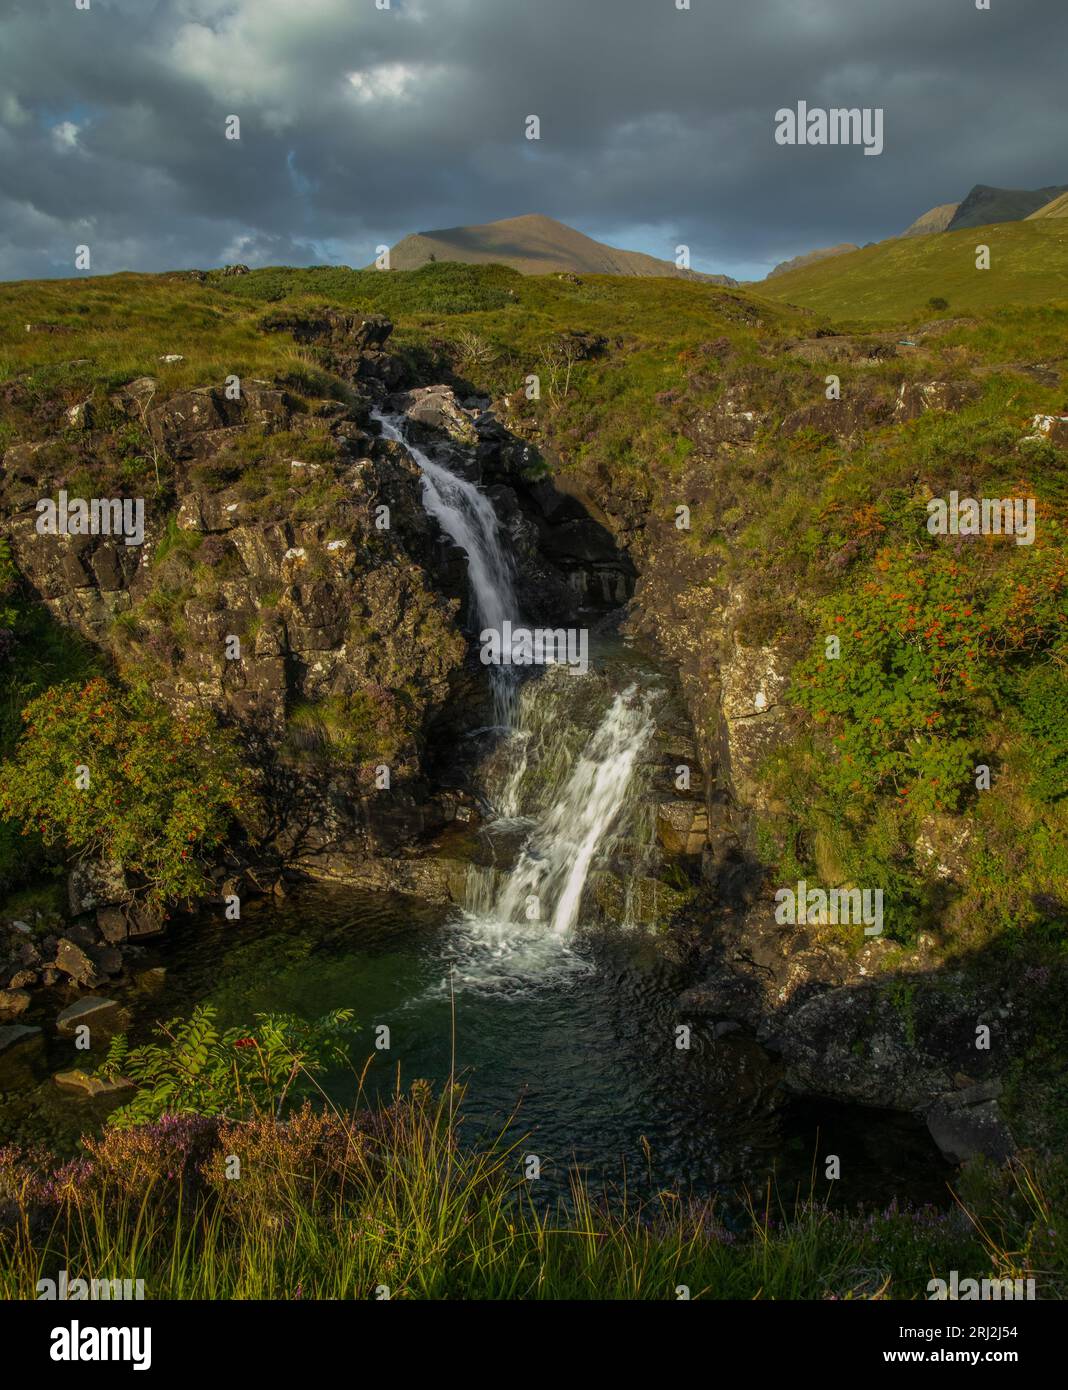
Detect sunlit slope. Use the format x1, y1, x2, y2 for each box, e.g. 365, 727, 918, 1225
758, 220, 1068, 322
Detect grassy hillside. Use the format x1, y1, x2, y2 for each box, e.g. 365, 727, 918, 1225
759, 219, 1068, 323
2, 259, 1067, 964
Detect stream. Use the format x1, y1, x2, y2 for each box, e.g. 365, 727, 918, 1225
0, 409, 953, 1209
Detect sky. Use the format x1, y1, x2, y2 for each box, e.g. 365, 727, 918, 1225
0, 0, 1066, 283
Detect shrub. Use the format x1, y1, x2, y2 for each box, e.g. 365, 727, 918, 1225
793, 544, 1067, 814
0, 676, 252, 906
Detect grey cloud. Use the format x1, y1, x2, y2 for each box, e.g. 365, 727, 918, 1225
0, 0, 1064, 281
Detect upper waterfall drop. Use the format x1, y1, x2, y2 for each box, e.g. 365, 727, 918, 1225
373, 408, 521, 723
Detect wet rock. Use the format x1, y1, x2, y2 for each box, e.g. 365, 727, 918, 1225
0, 989, 31, 1019
57, 997, 122, 1036
55, 938, 101, 988
54, 1069, 133, 1097
0, 1023, 42, 1055
656, 801, 709, 855
396, 385, 479, 446
678, 975, 764, 1022
926, 1082, 1016, 1165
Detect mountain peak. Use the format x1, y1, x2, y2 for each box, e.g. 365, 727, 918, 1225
384, 214, 737, 284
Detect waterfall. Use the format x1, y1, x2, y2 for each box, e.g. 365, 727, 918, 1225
441, 685, 659, 992
487, 687, 656, 937
377, 407, 660, 993
373, 409, 521, 724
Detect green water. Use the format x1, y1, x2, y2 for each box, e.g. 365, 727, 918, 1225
0, 883, 952, 1208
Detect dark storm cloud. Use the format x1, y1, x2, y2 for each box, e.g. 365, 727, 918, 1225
0, 0, 1065, 281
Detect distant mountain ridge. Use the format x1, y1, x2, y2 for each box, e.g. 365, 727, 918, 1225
946, 183, 1068, 230
380, 213, 737, 284
761, 180, 1067, 283
767, 243, 860, 278
1027, 191, 1068, 219
901, 202, 960, 237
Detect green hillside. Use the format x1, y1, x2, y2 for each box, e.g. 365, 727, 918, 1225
759, 219, 1068, 323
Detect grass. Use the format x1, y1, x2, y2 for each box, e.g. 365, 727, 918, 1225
0, 1085, 1061, 1301
758, 219, 1068, 322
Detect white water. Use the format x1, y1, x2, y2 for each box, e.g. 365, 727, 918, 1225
373, 409, 521, 724
376, 409, 658, 992
443, 687, 657, 992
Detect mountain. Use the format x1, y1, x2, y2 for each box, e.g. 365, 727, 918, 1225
758, 219, 1068, 321
767, 243, 859, 278
946, 183, 1068, 230
900, 202, 960, 237
1027, 190, 1068, 219
381, 213, 737, 284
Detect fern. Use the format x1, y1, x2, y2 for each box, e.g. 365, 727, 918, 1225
96, 1004, 356, 1127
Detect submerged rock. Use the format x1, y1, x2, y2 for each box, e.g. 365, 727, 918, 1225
0, 1023, 42, 1055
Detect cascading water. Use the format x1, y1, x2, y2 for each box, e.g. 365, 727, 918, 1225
487, 686, 656, 938
373, 409, 521, 725
375, 408, 660, 992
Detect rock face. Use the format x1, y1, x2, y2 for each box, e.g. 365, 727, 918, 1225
1, 319, 642, 906
894, 380, 979, 420
2, 324, 479, 878
926, 1082, 1016, 1165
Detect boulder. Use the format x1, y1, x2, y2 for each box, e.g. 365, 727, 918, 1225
0, 1023, 42, 1055
55, 938, 101, 987
0, 989, 31, 1019
68, 859, 127, 915
398, 385, 479, 446
926, 1082, 1016, 1165
53, 1069, 133, 1097
96, 905, 129, 944
57, 997, 122, 1036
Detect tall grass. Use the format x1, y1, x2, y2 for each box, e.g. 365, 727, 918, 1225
1, 1082, 1061, 1300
